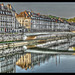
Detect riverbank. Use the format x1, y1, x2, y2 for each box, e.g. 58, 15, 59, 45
0, 32, 75, 51
25, 47, 75, 55
29, 47, 75, 52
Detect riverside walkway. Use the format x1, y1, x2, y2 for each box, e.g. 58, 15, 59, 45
25, 49, 75, 55
0, 32, 75, 56
0, 32, 74, 49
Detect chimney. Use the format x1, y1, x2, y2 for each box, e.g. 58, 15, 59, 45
1, 3, 4, 6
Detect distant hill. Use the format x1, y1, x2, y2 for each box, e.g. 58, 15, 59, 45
48, 15, 68, 22
47, 14, 75, 24
67, 17, 75, 23
48, 15, 67, 20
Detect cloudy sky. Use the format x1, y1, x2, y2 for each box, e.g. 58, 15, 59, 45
0, 2, 75, 19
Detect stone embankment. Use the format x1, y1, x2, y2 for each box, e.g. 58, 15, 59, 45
0, 33, 23, 42
0, 32, 75, 51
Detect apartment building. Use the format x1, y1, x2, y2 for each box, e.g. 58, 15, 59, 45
68, 23, 75, 31
0, 3, 72, 33
15, 10, 32, 33
0, 3, 16, 33
15, 10, 70, 33
31, 13, 52, 32
31, 11, 70, 32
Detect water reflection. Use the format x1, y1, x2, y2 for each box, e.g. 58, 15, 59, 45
0, 49, 75, 73
0, 49, 58, 73
16, 52, 75, 73
16, 53, 31, 70
0, 54, 16, 73
0, 39, 75, 73
16, 53, 56, 71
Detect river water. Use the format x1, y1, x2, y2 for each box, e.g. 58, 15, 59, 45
0, 34, 75, 73
0, 43, 75, 73
16, 53, 75, 73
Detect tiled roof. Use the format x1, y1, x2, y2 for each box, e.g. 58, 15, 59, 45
16, 10, 32, 18
16, 10, 69, 24
0, 3, 16, 12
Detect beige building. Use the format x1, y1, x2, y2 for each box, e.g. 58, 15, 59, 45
16, 53, 31, 70
15, 10, 32, 32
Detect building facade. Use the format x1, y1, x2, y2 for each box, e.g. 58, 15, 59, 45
0, 3, 16, 33
15, 10, 73, 33
68, 23, 75, 32
0, 3, 74, 33
30, 11, 70, 32
15, 10, 74, 33
15, 10, 32, 33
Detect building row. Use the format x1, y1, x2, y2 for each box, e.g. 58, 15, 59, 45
15, 10, 75, 32
0, 3, 75, 33
16, 10, 72, 32
0, 3, 16, 33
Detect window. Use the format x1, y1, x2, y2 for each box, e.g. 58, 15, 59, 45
20, 24, 21, 27
1, 11, 2, 14
1, 28, 2, 31
8, 12, 9, 15
20, 20, 21, 22
13, 18, 14, 21
6, 12, 7, 14
3, 17, 4, 20
25, 20, 28, 22
3, 12, 4, 14
6, 12, 7, 15
22, 20, 24, 22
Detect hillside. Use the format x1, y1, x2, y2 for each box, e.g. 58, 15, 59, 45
67, 17, 75, 23
48, 15, 68, 22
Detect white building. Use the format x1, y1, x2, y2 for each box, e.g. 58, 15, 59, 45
0, 56, 16, 73
31, 12, 70, 32
0, 3, 16, 33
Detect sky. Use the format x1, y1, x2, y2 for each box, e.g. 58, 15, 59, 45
0, 2, 75, 19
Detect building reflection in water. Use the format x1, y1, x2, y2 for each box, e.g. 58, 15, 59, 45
0, 55, 16, 73
55, 55, 60, 66
16, 53, 31, 70
0, 50, 61, 73
0, 46, 24, 73
16, 52, 60, 71
0, 43, 75, 73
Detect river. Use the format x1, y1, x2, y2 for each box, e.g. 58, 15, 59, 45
0, 42, 75, 73
0, 32, 75, 73
16, 54, 75, 73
